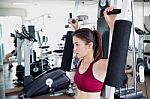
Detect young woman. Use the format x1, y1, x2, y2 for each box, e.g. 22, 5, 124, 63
71, 7, 117, 99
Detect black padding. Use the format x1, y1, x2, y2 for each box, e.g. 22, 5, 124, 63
97, 17, 110, 59
104, 20, 132, 88
24, 69, 70, 98
61, 31, 74, 71
28, 25, 35, 38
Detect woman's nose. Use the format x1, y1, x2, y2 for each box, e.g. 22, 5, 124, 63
73, 49, 76, 53
73, 46, 76, 51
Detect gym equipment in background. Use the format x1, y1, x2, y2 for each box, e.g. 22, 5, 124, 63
34, 31, 51, 76
24, 68, 71, 98
135, 27, 150, 75
30, 59, 49, 78
22, 29, 76, 98
14, 25, 38, 86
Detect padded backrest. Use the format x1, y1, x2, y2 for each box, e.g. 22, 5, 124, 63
60, 31, 74, 71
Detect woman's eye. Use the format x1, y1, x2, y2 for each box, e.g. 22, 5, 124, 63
76, 44, 79, 46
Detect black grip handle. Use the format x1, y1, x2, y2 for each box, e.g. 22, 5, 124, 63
107, 9, 121, 15
71, 19, 76, 24
69, 13, 72, 18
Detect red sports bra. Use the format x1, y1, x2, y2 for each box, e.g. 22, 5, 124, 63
74, 60, 104, 92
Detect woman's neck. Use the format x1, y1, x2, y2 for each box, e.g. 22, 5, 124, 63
82, 53, 94, 65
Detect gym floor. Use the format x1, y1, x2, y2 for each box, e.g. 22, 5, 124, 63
1, 59, 150, 99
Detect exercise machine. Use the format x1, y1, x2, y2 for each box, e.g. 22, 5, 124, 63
13, 25, 38, 86
30, 30, 51, 77
98, 0, 146, 99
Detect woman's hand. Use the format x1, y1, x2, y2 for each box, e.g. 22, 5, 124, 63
103, 6, 117, 33
70, 19, 79, 31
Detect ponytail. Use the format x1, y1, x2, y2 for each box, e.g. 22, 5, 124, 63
93, 30, 103, 62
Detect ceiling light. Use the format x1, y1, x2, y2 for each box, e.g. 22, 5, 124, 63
13, 2, 28, 6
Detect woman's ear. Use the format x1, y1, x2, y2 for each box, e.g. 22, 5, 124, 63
87, 42, 93, 49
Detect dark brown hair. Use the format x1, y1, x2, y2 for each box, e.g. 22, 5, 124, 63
72, 28, 103, 62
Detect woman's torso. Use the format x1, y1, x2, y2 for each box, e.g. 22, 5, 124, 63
75, 89, 101, 99
74, 59, 104, 99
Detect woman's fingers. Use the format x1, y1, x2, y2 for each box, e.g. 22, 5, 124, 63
70, 19, 79, 30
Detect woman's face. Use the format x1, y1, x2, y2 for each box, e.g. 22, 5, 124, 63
73, 36, 91, 59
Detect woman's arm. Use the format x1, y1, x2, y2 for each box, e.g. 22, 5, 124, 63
103, 7, 117, 33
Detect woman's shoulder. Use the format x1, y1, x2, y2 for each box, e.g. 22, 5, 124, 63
92, 59, 108, 82
94, 59, 108, 65
93, 59, 108, 72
